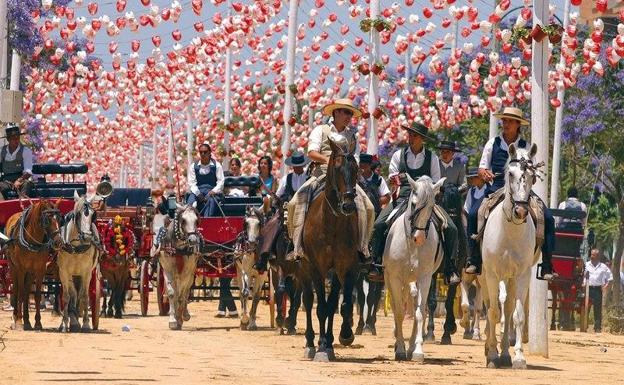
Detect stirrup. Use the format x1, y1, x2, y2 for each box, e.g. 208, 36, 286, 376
464, 264, 481, 275
536, 263, 558, 281
445, 272, 461, 286
285, 251, 301, 262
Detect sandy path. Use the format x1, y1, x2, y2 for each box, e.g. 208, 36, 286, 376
1, 293, 622, 385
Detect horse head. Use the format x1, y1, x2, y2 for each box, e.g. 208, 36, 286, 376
176, 204, 200, 248
327, 134, 358, 215
71, 190, 96, 238
406, 175, 445, 246
244, 205, 264, 248
506, 143, 539, 223
39, 200, 64, 251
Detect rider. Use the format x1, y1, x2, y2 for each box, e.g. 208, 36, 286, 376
187, 142, 224, 217
464, 107, 557, 280
253, 152, 311, 273
286, 98, 374, 264
0, 124, 34, 199
463, 167, 487, 219
556, 186, 587, 231
368, 122, 460, 284
358, 153, 391, 217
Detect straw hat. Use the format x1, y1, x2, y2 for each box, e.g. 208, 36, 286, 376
493, 107, 529, 125
321, 98, 362, 119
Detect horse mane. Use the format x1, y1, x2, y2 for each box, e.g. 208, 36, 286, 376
412, 176, 435, 206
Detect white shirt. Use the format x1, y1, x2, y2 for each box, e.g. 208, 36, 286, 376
2, 144, 34, 175
464, 185, 487, 213
187, 159, 224, 195
363, 173, 390, 197
440, 159, 454, 169
584, 261, 613, 287
479, 134, 525, 170
308, 123, 361, 161
557, 198, 588, 226
389, 147, 441, 182
276, 171, 307, 198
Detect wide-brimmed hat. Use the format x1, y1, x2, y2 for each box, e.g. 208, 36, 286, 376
359, 153, 376, 164
321, 98, 362, 119
401, 122, 434, 141
493, 107, 529, 126
2, 124, 26, 139
284, 151, 311, 167
437, 140, 460, 152
466, 167, 480, 178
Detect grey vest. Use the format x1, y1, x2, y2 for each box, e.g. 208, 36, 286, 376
1, 145, 24, 182
439, 160, 465, 187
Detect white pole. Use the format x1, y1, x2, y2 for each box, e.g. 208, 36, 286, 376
280, 0, 298, 175
223, 0, 232, 172
529, 0, 549, 358
0, 0, 7, 88
550, 0, 571, 208
151, 128, 158, 189
9, 50, 19, 91
118, 164, 124, 188
366, 0, 380, 155
138, 145, 144, 188
489, 1, 500, 139
186, 108, 193, 171
167, 121, 174, 185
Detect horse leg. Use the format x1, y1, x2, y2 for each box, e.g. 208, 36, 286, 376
81, 272, 92, 332
312, 275, 330, 362
512, 273, 530, 369
321, 274, 340, 361
59, 270, 71, 332
287, 280, 301, 335
424, 277, 436, 342
237, 271, 249, 330
409, 275, 431, 362
460, 275, 472, 338
498, 280, 514, 368
355, 274, 365, 335
302, 281, 316, 359
484, 272, 501, 368
386, 275, 407, 361
274, 268, 286, 331
33, 273, 45, 331
113, 274, 124, 319
164, 269, 179, 330
248, 275, 265, 331
473, 281, 483, 340
550, 288, 558, 330
441, 284, 457, 345
366, 280, 383, 335
339, 269, 356, 348
23, 272, 33, 330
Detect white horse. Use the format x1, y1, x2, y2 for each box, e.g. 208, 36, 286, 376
236, 206, 268, 330
57, 192, 99, 332
481, 143, 541, 369
157, 205, 201, 330
459, 272, 483, 340
385, 175, 445, 362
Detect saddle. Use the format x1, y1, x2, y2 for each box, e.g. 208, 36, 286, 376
474, 189, 545, 252
385, 199, 449, 237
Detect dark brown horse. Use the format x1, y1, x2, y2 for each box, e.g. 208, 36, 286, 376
100, 219, 135, 318
5, 200, 63, 330
300, 137, 361, 361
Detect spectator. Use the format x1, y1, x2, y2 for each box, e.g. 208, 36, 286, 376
557, 186, 587, 230
583, 248, 613, 333
224, 158, 248, 197
257, 155, 277, 196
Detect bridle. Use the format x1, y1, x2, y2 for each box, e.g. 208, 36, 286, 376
171, 207, 201, 254
325, 149, 357, 217
240, 209, 264, 254
504, 158, 544, 225
63, 200, 99, 253
15, 205, 62, 253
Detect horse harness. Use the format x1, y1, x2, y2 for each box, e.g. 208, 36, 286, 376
324, 149, 357, 217
502, 158, 544, 225
11, 205, 62, 253
62, 202, 102, 254
157, 210, 202, 256
405, 200, 443, 264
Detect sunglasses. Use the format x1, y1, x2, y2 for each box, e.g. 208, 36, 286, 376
336, 108, 354, 116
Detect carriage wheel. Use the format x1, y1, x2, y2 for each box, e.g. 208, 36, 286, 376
156, 263, 170, 316
139, 260, 150, 316
90, 266, 101, 331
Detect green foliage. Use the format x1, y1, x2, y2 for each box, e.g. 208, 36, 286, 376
588, 195, 620, 252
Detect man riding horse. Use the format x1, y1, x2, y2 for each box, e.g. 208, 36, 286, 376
287, 98, 374, 266
368, 123, 460, 284
0, 124, 34, 199
464, 107, 557, 280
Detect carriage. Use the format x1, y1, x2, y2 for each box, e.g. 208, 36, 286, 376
549, 208, 588, 332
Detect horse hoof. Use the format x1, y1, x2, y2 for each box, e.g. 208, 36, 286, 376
23, 323, 33, 331
286, 327, 297, 336
512, 359, 527, 369
326, 349, 336, 361
423, 332, 435, 342
304, 347, 316, 360
183, 312, 191, 322
339, 332, 355, 346
81, 325, 92, 333
486, 358, 499, 369
313, 352, 330, 362
473, 332, 481, 341
69, 324, 81, 333
34, 322, 43, 331
355, 325, 363, 335
463, 331, 473, 340
411, 353, 425, 363
363, 325, 376, 336
499, 354, 512, 368
248, 324, 258, 331
440, 334, 452, 345
169, 322, 181, 330
394, 351, 408, 361
106, 309, 113, 317
509, 338, 516, 347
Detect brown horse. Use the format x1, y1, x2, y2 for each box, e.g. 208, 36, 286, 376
100, 219, 135, 319
300, 137, 361, 361
5, 200, 63, 330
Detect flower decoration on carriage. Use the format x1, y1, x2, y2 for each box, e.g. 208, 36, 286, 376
104, 216, 135, 260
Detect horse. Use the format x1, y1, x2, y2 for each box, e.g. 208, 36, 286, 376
236, 206, 269, 330
459, 272, 483, 340
299, 137, 364, 361
384, 175, 446, 361
481, 143, 540, 369
4, 200, 63, 330
355, 272, 383, 335
57, 192, 99, 332
158, 204, 201, 330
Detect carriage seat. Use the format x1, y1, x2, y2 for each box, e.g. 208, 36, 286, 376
32, 163, 88, 175
106, 188, 151, 207
29, 163, 89, 198
551, 209, 586, 258
218, 176, 263, 216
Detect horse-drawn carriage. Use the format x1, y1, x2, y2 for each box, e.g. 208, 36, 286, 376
549, 208, 588, 332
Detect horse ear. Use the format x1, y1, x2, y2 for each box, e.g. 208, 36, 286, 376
328, 137, 338, 153
529, 143, 538, 159
406, 173, 418, 190
508, 143, 517, 159
348, 137, 356, 155
74, 189, 80, 200
433, 177, 446, 195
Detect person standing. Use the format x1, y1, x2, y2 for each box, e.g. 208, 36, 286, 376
584, 248, 613, 333
187, 142, 224, 217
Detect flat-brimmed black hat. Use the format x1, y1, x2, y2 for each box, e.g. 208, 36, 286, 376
284, 151, 311, 167
359, 153, 375, 164
401, 122, 434, 141
437, 140, 460, 152
2, 124, 26, 139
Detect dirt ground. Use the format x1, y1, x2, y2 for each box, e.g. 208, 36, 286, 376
1, 292, 622, 385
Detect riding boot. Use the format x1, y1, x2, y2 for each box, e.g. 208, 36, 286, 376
441, 214, 460, 285
537, 206, 558, 281
465, 242, 482, 275
367, 221, 389, 282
